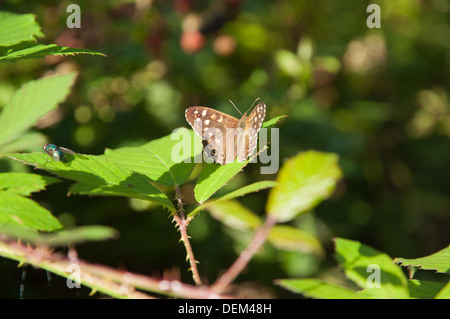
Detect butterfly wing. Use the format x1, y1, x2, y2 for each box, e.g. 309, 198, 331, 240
185, 107, 240, 165
239, 102, 266, 161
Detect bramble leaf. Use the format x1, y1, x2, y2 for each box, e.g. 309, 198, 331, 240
189, 180, 276, 217
105, 128, 201, 187
266, 151, 342, 222
0, 73, 77, 147
6, 152, 175, 211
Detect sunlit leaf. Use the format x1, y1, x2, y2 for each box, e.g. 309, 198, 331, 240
0, 42, 106, 62
435, 282, 450, 299
189, 180, 276, 217
0, 73, 77, 146
394, 245, 450, 274
0, 172, 59, 196
6, 152, 175, 211
0, 131, 47, 154
407, 279, 449, 299
0, 11, 43, 46
268, 225, 323, 255
194, 161, 249, 203
261, 115, 288, 129
334, 238, 409, 299
105, 128, 201, 187
0, 192, 62, 231
266, 151, 342, 222
206, 200, 262, 231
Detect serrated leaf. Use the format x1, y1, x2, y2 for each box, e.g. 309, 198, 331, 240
268, 225, 323, 255
334, 237, 409, 299
0, 225, 118, 247
0, 172, 60, 196
276, 279, 372, 299
194, 161, 248, 203
0, 42, 106, 62
188, 180, 277, 217
6, 152, 175, 211
207, 200, 262, 231
394, 245, 450, 274
407, 279, 448, 299
261, 115, 288, 129
105, 128, 201, 187
0, 131, 47, 154
0, 12, 43, 46
266, 150, 342, 222
0, 192, 62, 231
0, 73, 77, 146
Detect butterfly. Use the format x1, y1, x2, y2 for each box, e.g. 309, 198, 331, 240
185, 99, 266, 165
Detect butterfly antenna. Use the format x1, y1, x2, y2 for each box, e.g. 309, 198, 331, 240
244, 97, 261, 114
229, 100, 243, 116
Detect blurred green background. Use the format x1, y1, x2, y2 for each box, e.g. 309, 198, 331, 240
0, 0, 449, 298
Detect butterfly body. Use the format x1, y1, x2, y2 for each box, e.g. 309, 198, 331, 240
185, 102, 266, 165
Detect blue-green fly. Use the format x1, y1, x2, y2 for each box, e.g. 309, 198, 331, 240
43, 143, 75, 163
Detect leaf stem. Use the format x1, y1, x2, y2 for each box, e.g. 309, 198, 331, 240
174, 184, 202, 286
211, 214, 277, 294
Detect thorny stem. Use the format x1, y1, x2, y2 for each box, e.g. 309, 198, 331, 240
0, 239, 232, 299
174, 185, 202, 286
211, 214, 277, 294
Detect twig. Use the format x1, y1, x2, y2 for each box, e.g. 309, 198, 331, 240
174, 184, 202, 286
0, 238, 232, 299
211, 214, 277, 294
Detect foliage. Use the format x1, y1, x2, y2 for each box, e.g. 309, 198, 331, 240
394, 245, 450, 275
0, 11, 104, 62
277, 238, 450, 299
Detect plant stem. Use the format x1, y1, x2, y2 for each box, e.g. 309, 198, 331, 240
174, 184, 202, 286
0, 239, 232, 299
0, 239, 153, 299
211, 214, 277, 294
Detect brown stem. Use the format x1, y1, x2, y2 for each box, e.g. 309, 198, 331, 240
211, 214, 277, 294
0, 239, 232, 299
174, 185, 202, 286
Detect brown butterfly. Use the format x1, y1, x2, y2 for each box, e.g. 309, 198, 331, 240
185, 99, 266, 165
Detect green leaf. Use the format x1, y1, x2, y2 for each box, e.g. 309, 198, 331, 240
6, 152, 175, 211
275, 49, 302, 77
435, 281, 450, 299
334, 238, 409, 299
105, 128, 201, 187
276, 279, 372, 299
394, 245, 450, 274
0, 192, 62, 231
0, 73, 77, 146
206, 200, 262, 231
0, 225, 118, 247
268, 225, 323, 255
407, 279, 449, 299
188, 180, 277, 217
0, 172, 60, 196
261, 115, 288, 129
194, 161, 249, 203
0, 42, 106, 62
0, 131, 47, 154
266, 150, 342, 222
0, 11, 43, 46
